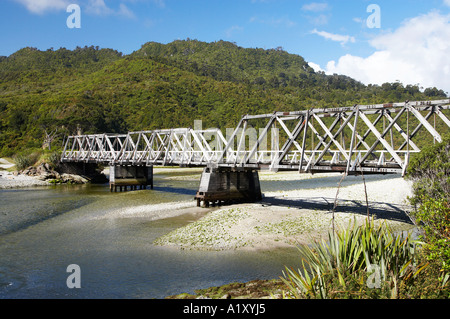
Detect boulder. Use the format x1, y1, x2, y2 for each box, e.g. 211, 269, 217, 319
60, 173, 89, 184
22, 166, 37, 176
34, 163, 60, 181
36, 163, 48, 175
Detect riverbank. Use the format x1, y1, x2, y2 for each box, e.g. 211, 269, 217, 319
154, 172, 415, 251
0, 170, 52, 189
0, 158, 51, 189
0, 157, 100, 189
166, 279, 286, 299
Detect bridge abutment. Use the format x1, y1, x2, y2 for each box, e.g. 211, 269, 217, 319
58, 162, 108, 183
109, 165, 153, 192
195, 166, 262, 207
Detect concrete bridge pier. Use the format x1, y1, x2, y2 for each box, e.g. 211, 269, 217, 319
109, 165, 153, 192
195, 166, 262, 208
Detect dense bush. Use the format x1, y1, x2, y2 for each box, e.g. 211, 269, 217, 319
407, 134, 450, 207
13, 154, 33, 171
407, 135, 450, 281
12, 150, 41, 170
282, 136, 450, 299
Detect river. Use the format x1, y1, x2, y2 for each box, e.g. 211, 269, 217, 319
0, 169, 398, 299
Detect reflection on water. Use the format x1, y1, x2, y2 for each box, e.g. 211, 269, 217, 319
0, 171, 398, 298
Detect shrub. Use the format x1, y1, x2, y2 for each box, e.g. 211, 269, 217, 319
407, 134, 449, 207
407, 135, 450, 283
281, 220, 425, 299
13, 154, 33, 171
42, 150, 62, 170
398, 251, 450, 298
12, 149, 45, 171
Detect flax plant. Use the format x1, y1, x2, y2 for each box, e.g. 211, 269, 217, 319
282, 219, 426, 299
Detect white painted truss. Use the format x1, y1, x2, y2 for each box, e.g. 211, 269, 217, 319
61, 99, 450, 175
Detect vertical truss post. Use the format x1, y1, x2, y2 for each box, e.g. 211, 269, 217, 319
267, 115, 305, 169
236, 120, 248, 165
403, 106, 410, 177
218, 117, 245, 164
299, 110, 310, 173
346, 105, 359, 173
242, 114, 277, 165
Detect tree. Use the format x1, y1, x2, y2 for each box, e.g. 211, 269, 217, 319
42, 128, 59, 150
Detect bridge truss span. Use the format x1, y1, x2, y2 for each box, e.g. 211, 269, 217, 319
61, 127, 227, 167
61, 99, 450, 176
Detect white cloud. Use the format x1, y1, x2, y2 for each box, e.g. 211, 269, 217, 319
444, 0, 450, 7
118, 3, 135, 19
86, 0, 113, 15
149, 0, 165, 8
14, 0, 70, 14
14, 0, 136, 18
85, 0, 135, 18
308, 62, 324, 73
302, 2, 329, 12
302, 2, 330, 26
307, 14, 329, 26
323, 11, 450, 93
250, 16, 296, 28
311, 29, 355, 46
225, 25, 243, 38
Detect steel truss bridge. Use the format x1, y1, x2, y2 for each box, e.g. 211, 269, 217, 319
61, 99, 450, 176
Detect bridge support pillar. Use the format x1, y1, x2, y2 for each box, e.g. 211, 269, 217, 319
195, 166, 262, 207
109, 165, 153, 192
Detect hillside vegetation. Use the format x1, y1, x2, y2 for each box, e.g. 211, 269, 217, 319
0, 39, 447, 157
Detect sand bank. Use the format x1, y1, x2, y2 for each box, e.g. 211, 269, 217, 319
154, 174, 415, 251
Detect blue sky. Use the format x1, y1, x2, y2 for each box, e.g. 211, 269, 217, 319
2, 0, 450, 92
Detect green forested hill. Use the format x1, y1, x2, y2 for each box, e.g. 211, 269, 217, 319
133, 39, 319, 86
0, 40, 447, 156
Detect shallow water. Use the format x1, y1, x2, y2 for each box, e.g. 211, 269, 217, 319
0, 171, 397, 299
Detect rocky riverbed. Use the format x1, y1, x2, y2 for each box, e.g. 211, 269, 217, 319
166, 279, 286, 299
0, 158, 91, 189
